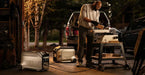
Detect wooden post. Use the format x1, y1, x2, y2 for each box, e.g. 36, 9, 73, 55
133, 28, 145, 75
59, 28, 64, 46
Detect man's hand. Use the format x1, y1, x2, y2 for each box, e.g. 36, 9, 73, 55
84, 17, 92, 22
96, 24, 104, 29
91, 21, 99, 26
89, 30, 93, 33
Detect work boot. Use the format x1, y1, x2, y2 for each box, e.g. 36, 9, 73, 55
86, 62, 95, 68
76, 61, 83, 67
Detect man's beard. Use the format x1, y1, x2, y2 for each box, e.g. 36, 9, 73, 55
92, 5, 97, 11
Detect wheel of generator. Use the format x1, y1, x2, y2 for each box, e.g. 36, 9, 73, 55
98, 64, 104, 71
124, 64, 131, 70
17, 65, 23, 71
39, 68, 47, 72
53, 57, 58, 63
53, 52, 59, 63
36, 69, 42, 72
72, 59, 76, 63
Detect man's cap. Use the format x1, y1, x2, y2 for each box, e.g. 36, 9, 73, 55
94, 0, 101, 3
96, 0, 101, 1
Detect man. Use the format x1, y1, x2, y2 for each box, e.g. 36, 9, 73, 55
77, 0, 103, 67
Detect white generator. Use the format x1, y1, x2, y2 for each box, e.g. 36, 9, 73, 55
20, 51, 49, 71
53, 46, 76, 63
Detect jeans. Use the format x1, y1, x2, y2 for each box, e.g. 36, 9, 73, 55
77, 26, 94, 64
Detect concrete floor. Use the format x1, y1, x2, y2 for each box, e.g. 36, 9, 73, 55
0, 52, 134, 75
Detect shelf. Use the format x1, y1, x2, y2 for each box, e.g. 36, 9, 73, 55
91, 53, 124, 60
0, 8, 10, 16
0, 8, 9, 10
0, 21, 9, 23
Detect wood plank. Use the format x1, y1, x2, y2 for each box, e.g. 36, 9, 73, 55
134, 28, 145, 57
91, 53, 124, 60
0, 8, 10, 15
0, 21, 9, 23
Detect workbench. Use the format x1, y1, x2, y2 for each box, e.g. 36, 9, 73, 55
91, 34, 130, 71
